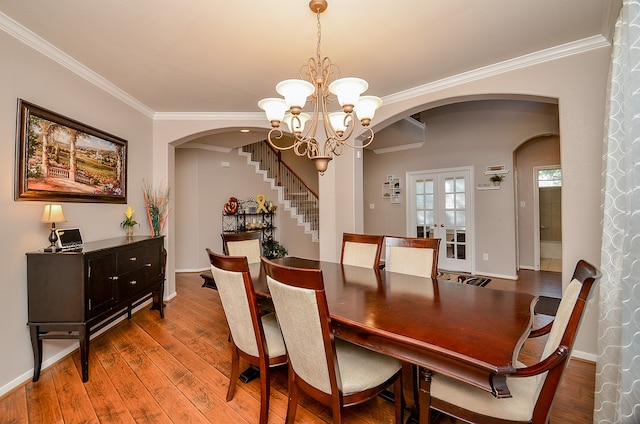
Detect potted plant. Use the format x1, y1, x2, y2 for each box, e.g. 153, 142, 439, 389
263, 236, 288, 259
120, 205, 139, 237
490, 174, 505, 186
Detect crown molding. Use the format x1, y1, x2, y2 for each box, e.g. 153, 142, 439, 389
384, 35, 611, 105
0, 11, 155, 118
153, 112, 265, 121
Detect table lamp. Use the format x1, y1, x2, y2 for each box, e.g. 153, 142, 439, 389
41, 204, 67, 252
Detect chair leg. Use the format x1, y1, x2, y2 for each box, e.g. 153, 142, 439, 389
227, 345, 240, 401
418, 367, 433, 424
285, 365, 299, 424
259, 366, 270, 424
394, 376, 403, 424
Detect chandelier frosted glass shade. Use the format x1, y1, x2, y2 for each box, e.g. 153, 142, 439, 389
257, 0, 382, 174
276, 79, 315, 112
328, 77, 368, 112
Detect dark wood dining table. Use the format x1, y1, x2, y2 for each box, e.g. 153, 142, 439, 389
246, 257, 537, 424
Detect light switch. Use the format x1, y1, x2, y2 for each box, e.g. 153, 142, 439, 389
369, 203, 375, 209
221, 161, 230, 168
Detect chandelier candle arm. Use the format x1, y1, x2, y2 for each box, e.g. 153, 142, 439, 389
257, 0, 382, 174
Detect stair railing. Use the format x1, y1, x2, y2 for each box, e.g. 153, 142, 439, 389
242, 141, 319, 232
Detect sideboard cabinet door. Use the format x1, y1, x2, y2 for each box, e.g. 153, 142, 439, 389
87, 253, 117, 318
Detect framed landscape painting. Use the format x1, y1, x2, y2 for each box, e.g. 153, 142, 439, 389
14, 99, 127, 203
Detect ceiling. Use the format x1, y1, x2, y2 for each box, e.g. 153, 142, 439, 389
0, 1, 620, 149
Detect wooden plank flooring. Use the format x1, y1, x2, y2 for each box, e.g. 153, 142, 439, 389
0, 271, 594, 423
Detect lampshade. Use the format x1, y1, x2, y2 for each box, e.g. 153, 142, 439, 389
328, 77, 368, 109
354, 95, 383, 125
258, 98, 288, 124
328, 111, 349, 135
41, 204, 67, 224
283, 113, 310, 134
276, 79, 315, 111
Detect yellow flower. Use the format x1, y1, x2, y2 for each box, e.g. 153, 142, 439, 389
125, 205, 135, 220
121, 205, 138, 228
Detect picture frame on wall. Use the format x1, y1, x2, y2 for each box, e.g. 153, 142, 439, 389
14, 99, 127, 203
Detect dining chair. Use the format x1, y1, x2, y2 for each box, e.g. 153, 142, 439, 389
206, 249, 287, 424
425, 259, 601, 424
384, 236, 441, 278
221, 231, 262, 264
340, 232, 385, 269
262, 257, 403, 424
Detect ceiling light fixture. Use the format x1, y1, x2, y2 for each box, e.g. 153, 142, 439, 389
258, 0, 382, 175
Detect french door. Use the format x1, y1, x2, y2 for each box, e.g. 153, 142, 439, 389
407, 168, 473, 272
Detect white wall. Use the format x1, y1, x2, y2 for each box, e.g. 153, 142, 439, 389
0, 31, 154, 394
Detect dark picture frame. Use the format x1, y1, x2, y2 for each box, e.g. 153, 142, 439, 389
15, 99, 127, 203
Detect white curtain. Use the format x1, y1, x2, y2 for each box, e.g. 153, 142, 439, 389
594, 1, 640, 423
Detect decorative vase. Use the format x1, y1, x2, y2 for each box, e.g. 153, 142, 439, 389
126, 226, 134, 237
493, 181, 501, 186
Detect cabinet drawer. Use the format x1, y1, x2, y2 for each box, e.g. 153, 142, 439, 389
117, 245, 148, 274
117, 267, 148, 301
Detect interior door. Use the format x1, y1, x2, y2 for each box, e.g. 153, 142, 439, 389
407, 168, 473, 272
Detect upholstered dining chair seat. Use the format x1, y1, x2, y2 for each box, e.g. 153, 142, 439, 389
334, 338, 402, 395
260, 313, 286, 357
431, 363, 541, 422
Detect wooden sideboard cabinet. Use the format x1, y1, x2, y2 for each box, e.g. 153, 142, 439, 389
26, 236, 165, 382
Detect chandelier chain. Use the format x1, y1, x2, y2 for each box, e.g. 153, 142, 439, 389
316, 9, 322, 66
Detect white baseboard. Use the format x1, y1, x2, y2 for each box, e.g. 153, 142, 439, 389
175, 267, 209, 273
571, 349, 596, 363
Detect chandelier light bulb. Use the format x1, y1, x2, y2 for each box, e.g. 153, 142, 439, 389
276, 79, 315, 113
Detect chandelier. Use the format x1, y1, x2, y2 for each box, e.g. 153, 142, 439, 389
258, 0, 382, 175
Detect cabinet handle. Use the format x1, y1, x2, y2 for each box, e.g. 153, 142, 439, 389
145, 263, 152, 267
129, 257, 137, 261
110, 276, 119, 281
129, 280, 137, 285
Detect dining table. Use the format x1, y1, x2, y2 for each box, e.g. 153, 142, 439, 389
244, 257, 537, 424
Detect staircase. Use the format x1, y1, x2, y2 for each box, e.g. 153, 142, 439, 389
239, 141, 319, 242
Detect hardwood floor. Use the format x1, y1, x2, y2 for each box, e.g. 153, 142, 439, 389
0, 270, 594, 423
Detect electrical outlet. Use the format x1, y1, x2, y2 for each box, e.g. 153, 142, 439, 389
483, 253, 489, 261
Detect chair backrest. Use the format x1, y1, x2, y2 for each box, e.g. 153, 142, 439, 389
531, 259, 600, 423
384, 236, 441, 278
341, 233, 384, 269
262, 257, 340, 396
206, 249, 266, 359
221, 231, 262, 264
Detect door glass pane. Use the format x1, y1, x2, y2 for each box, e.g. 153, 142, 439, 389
445, 210, 455, 226
445, 193, 454, 209
455, 193, 465, 209
456, 211, 466, 226
444, 178, 454, 193
455, 178, 465, 191
415, 178, 435, 239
